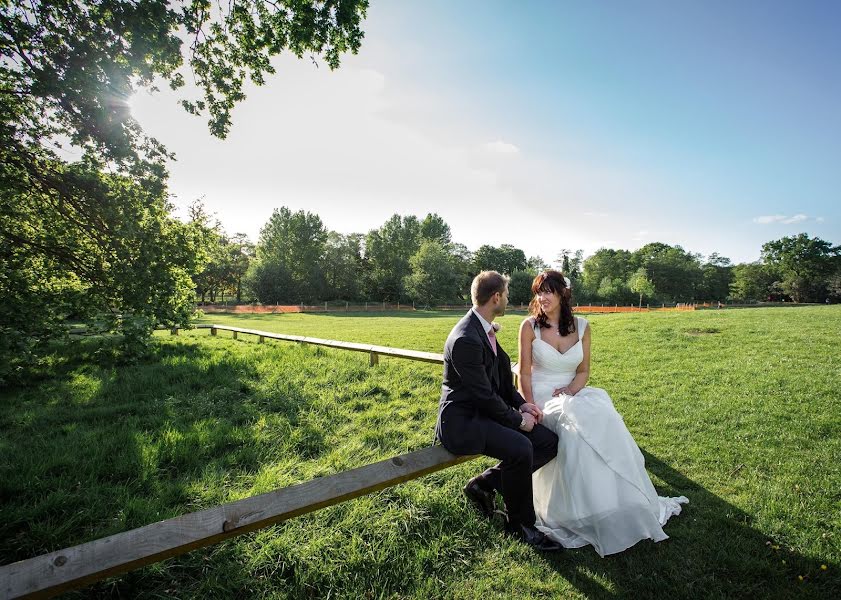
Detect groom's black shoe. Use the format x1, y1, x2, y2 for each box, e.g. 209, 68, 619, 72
463, 478, 496, 519
504, 521, 563, 552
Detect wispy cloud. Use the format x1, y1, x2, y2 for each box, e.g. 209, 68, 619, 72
482, 140, 520, 154
753, 214, 808, 225
583, 211, 610, 218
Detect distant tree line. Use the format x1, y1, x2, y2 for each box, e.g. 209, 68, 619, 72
193, 205, 841, 308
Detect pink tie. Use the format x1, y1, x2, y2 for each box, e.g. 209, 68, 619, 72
487, 327, 498, 355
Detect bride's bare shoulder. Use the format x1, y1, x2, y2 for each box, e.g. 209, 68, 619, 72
520, 316, 536, 334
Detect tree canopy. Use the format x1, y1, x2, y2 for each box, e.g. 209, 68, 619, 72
1, 0, 369, 383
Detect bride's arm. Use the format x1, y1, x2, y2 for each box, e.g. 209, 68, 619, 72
564, 324, 591, 395
518, 318, 537, 404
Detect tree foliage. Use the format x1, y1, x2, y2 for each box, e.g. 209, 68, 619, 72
729, 262, 779, 303
0, 157, 203, 383
628, 268, 655, 308
473, 244, 527, 275
761, 234, 840, 302
1, 0, 368, 383
403, 241, 463, 305
247, 207, 327, 303
364, 214, 421, 301
508, 270, 535, 306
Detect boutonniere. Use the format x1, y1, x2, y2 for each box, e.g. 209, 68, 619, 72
492, 322, 501, 332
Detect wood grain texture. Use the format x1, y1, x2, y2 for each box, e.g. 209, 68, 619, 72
0, 447, 475, 599
207, 325, 445, 364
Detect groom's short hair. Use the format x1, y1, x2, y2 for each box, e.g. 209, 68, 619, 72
472, 271, 509, 306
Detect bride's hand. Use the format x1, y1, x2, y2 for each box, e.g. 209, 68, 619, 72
552, 386, 575, 397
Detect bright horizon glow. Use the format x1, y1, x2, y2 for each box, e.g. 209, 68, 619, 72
130, 1, 840, 265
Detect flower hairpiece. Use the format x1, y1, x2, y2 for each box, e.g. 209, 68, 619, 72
564, 276, 572, 289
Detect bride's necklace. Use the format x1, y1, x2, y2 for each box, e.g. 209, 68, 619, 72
542, 319, 577, 353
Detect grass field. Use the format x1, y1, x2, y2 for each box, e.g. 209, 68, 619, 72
1, 306, 839, 598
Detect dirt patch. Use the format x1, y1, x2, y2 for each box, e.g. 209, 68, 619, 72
684, 327, 721, 336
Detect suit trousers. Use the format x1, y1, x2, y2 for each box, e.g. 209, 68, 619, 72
473, 418, 558, 527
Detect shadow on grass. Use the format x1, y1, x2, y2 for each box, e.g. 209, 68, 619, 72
0, 337, 318, 567
530, 449, 840, 599
3, 338, 838, 597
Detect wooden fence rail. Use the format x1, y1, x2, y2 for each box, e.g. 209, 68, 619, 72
189, 324, 445, 367
0, 447, 475, 599
0, 326, 480, 596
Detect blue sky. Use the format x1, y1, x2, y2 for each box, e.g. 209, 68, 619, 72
132, 1, 840, 264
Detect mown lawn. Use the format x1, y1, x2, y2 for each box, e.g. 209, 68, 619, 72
1, 306, 839, 598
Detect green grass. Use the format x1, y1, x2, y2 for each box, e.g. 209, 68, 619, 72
1, 306, 840, 598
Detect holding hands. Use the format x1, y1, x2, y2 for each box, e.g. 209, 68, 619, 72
518, 412, 536, 432
520, 402, 543, 430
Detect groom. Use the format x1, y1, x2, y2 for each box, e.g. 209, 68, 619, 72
436, 271, 561, 551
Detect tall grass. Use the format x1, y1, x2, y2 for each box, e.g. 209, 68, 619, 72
1, 306, 839, 598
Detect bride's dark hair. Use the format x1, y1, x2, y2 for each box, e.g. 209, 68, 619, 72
529, 270, 576, 336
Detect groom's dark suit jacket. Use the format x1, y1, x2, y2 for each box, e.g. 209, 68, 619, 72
436, 310, 526, 454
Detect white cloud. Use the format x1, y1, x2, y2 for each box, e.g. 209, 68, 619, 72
583, 211, 610, 218
482, 140, 520, 154
816, 216, 825, 223
753, 214, 809, 225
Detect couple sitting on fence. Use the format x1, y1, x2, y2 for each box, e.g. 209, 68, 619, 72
436, 270, 688, 555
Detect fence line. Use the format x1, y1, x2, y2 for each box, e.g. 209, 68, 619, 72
192, 324, 444, 366
197, 303, 714, 315
0, 447, 474, 599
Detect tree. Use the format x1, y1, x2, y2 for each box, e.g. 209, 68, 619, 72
474, 244, 527, 275
582, 249, 633, 300
403, 241, 462, 306
729, 262, 779, 302
596, 276, 627, 304
526, 255, 549, 273
322, 232, 364, 301
188, 200, 226, 303
449, 242, 474, 301
761, 234, 841, 302
249, 207, 327, 303
0, 160, 204, 383
420, 213, 452, 245
628, 268, 655, 309
630, 243, 703, 303
364, 214, 421, 301
509, 270, 535, 306
228, 233, 255, 302
828, 273, 841, 302
555, 249, 583, 280
699, 253, 733, 302
1, 0, 368, 381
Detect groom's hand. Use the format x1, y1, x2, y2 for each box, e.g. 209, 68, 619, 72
518, 412, 536, 432
521, 402, 543, 423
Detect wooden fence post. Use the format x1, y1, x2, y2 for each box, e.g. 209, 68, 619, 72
171, 328, 178, 335
211, 327, 217, 336
369, 352, 379, 367
258, 336, 264, 344
232, 331, 238, 340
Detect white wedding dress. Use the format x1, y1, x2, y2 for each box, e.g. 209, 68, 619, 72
529, 316, 688, 556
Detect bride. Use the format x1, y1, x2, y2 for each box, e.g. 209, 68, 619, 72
518, 270, 688, 556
